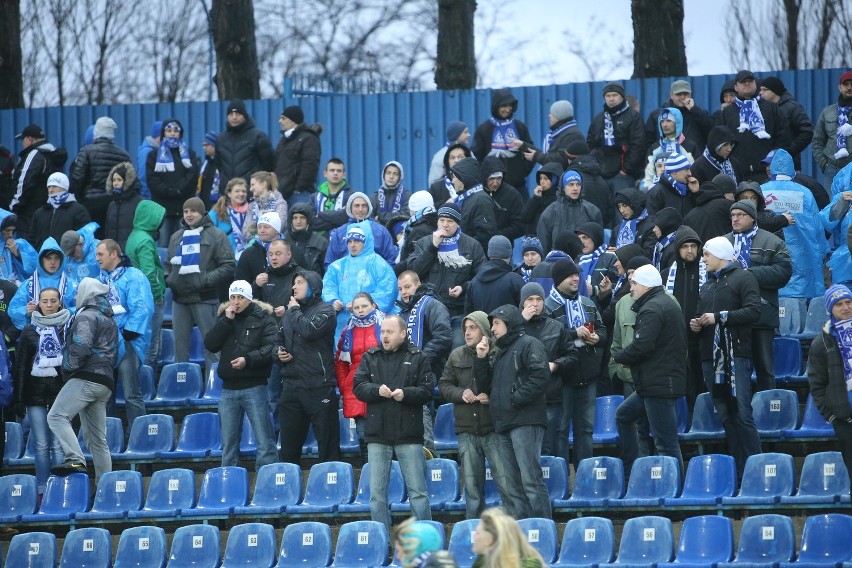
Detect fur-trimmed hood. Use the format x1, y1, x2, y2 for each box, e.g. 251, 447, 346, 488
217, 299, 275, 316
105, 161, 140, 192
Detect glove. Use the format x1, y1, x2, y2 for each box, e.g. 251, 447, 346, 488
838, 123, 852, 136
122, 329, 140, 342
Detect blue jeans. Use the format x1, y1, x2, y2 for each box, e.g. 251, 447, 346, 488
543, 405, 567, 461
457, 432, 519, 519
498, 425, 551, 519
114, 347, 146, 432
144, 299, 165, 370
267, 362, 282, 431
369, 443, 431, 533
616, 393, 683, 476
562, 382, 596, 468
218, 385, 278, 470
158, 216, 182, 247
823, 165, 840, 193
702, 358, 762, 476
27, 405, 64, 493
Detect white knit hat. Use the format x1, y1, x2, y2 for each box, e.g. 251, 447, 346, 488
631, 265, 662, 287
408, 191, 434, 214
228, 280, 253, 300
703, 236, 735, 261
257, 212, 282, 234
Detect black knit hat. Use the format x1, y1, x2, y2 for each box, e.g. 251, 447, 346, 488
281, 105, 304, 123
603, 82, 626, 98
626, 256, 652, 271
227, 99, 247, 117
551, 259, 580, 285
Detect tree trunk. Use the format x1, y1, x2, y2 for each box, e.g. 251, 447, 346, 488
210, 0, 260, 100
435, 0, 477, 90
0, 0, 24, 108
783, 0, 800, 69
631, 0, 688, 78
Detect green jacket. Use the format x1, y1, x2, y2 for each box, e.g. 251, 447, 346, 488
472, 555, 543, 568
125, 200, 166, 302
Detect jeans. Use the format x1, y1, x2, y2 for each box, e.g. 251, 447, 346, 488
498, 425, 551, 519
368, 442, 431, 533
47, 379, 112, 482
751, 328, 776, 393
173, 299, 219, 374
458, 432, 518, 519
703, 358, 762, 477
144, 299, 165, 370
267, 362, 282, 431
218, 385, 278, 470
616, 393, 683, 476
823, 165, 840, 193
561, 382, 597, 468
543, 405, 567, 461
423, 404, 435, 452
158, 216, 182, 247
27, 406, 64, 493
112, 347, 146, 432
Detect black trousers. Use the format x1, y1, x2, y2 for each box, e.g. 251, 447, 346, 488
278, 384, 341, 465
751, 327, 775, 393
833, 419, 852, 487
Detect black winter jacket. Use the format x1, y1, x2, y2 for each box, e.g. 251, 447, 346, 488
807, 323, 852, 423
459, 190, 498, 252
521, 162, 561, 226
409, 232, 485, 316
274, 124, 321, 198
234, 240, 272, 297
353, 342, 435, 445
520, 118, 584, 168
471, 89, 535, 190
166, 215, 236, 303
465, 260, 526, 315
776, 92, 814, 171
647, 178, 698, 218
146, 145, 199, 218
396, 286, 453, 379
287, 203, 329, 275
392, 211, 438, 274
695, 263, 762, 359
216, 116, 275, 187
665, 226, 703, 327
11, 141, 67, 238
523, 314, 577, 405
69, 139, 131, 205
682, 186, 734, 244
204, 300, 277, 389
32, 199, 91, 250
545, 290, 607, 386
587, 103, 647, 179
690, 126, 744, 185
719, 98, 792, 180
537, 194, 603, 253
613, 287, 686, 398
257, 261, 301, 309
14, 323, 65, 408
105, 190, 143, 250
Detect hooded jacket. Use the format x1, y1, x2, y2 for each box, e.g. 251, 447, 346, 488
690, 126, 744, 185
10, 238, 78, 330
642, 107, 700, 188
695, 263, 762, 360
609, 187, 654, 248
762, 149, 827, 299
465, 260, 526, 316
62, 281, 117, 389
64, 221, 101, 283
428, 142, 472, 207
215, 112, 275, 187
11, 140, 68, 238
408, 230, 485, 316
146, 119, 200, 218
324, 192, 398, 267
279, 270, 338, 389
370, 161, 411, 226
645, 99, 714, 153
136, 135, 157, 200
665, 226, 703, 326
0, 210, 37, 284
100, 254, 153, 363
274, 122, 321, 198
481, 156, 525, 241
521, 162, 562, 226
31, 188, 91, 251
257, 258, 301, 309
570, 155, 614, 228
334, 313, 380, 420
70, 137, 131, 206
286, 203, 328, 275
204, 299, 277, 389
448, 158, 499, 252
165, 214, 236, 304
471, 89, 535, 190
775, 91, 815, 171
808, 322, 852, 423
586, 100, 646, 179
682, 182, 734, 244
537, 175, 604, 253
104, 161, 144, 249
472, 305, 549, 434
125, 201, 166, 302
650, 207, 682, 273
720, 95, 792, 180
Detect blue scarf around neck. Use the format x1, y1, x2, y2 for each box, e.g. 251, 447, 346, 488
603, 101, 629, 147
377, 185, 405, 213
548, 286, 587, 333
489, 117, 519, 154
405, 295, 433, 348
542, 120, 577, 152
836, 105, 851, 159
734, 97, 769, 138
437, 227, 471, 268
653, 231, 677, 270
453, 184, 483, 209
99, 266, 127, 315
733, 225, 759, 269
702, 147, 737, 181
48, 191, 75, 209
338, 309, 383, 363
155, 136, 192, 172
615, 209, 649, 247
175, 228, 202, 274
662, 173, 688, 197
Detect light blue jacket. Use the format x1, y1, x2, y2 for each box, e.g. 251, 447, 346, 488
64, 222, 101, 283
820, 162, 852, 284
100, 262, 154, 363
10, 238, 78, 330
0, 209, 37, 284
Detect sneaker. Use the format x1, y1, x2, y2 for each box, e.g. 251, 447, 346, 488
50, 462, 88, 476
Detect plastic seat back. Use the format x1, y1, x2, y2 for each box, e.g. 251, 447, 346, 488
189, 327, 205, 366
778, 297, 804, 336
299, 461, 355, 507
153, 362, 203, 403
682, 392, 724, 437
59, 527, 112, 568
794, 451, 850, 500
331, 520, 388, 567
540, 456, 569, 500
168, 524, 221, 567
193, 466, 248, 510
773, 337, 802, 379
158, 329, 175, 369
3, 421, 23, 460
517, 518, 558, 564
448, 519, 478, 568
733, 514, 795, 564
114, 526, 167, 568
434, 403, 458, 451
425, 458, 460, 507
172, 412, 221, 454
7, 532, 57, 568
796, 297, 828, 339
137, 468, 195, 515
247, 462, 302, 509
125, 414, 175, 456
674, 515, 734, 564
795, 514, 852, 565
555, 517, 615, 565
0, 473, 37, 519
614, 516, 674, 564
798, 394, 834, 434
35, 472, 90, 517
82, 470, 144, 518
736, 452, 795, 500
223, 522, 277, 568
678, 453, 737, 501
752, 389, 799, 435
194, 362, 223, 403
623, 455, 680, 500
570, 456, 625, 502
278, 522, 332, 567
593, 395, 623, 443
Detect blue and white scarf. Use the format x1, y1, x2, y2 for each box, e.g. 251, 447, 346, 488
733, 225, 759, 269
603, 101, 630, 147
702, 147, 737, 181
314, 187, 350, 212
175, 228, 202, 274
835, 105, 852, 160
377, 186, 405, 214
665, 260, 707, 293
28, 270, 68, 305
578, 243, 607, 280
228, 207, 247, 257
713, 323, 736, 396
830, 317, 852, 389
662, 173, 688, 197
653, 231, 677, 271
338, 309, 383, 363
548, 287, 588, 345
437, 227, 472, 268
31, 309, 70, 378
542, 120, 577, 152
734, 98, 770, 139
544, 250, 571, 263
405, 295, 433, 348
453, 184, 484, 209
48, 191, 75, 209
615, 209, 649, 247
99, 266, 127, 315
154, 136, 192, 172
395, 206, 436, 264
519, 265, 533, 283
442, 176, 454, 203
612, 275, 626, 297
199, 159, 220, 203
489, 118, 519, 157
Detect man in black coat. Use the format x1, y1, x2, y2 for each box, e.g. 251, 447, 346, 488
465, 236, 525, 316
216, 100, 275, 188
587, 82, 647, 191
759, 76, 814, 172
235, 212, 283, 298
682, 180, 735, 244
690, 125, 744, 185
274, 105, 321, 203
286, 203, 328, 275
448, 157, 497, 252
645, 79, 714, 152
646, 153, 700, 218
514, 99, 584, 169
481, 156, 525, 241
473, 304, 551, 519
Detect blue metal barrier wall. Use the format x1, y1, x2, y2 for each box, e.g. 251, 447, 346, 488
1, 69, 844, 193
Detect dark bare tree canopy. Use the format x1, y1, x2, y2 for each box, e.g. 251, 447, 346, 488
435, 0, 477, 90
210, 0, 261, 100
0, 0, 24, 109
631, 0, 688, 78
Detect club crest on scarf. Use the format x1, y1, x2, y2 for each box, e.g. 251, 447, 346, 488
489, 118, 519, 157
406, 295, 433, 348
734, 98, 770, 139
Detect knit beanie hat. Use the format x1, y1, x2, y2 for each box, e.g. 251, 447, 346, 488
664, 153, 691, 173
565, 139, 590, 157
712, 173, 737, 197
408, 191, 434, 214
730, 199, 757, 221
228, 280, 253, 301
760, 76, 786, 96
614, 243, 644, 268
560, 169, 583, 190
450, 157, 481, 189
550, 100, 574, 122
520, 282, 546, 307
631, 265, 662, 287
703, 236, 735, 261
551, 259, 580, 285
257, 212, 282, 234
94, 117, 117, 140
227, 99, 247, 117
47, 172, 70, 191
183, 197, 206, 215
203, 131, 219, 146
825, 284, 852, 316
603, 82, 626, 98
437, 203, 462, 224
521, 236, 544, 256
445, 121, 468, 142
281, 105, 304, 124
487, 235, 513, 260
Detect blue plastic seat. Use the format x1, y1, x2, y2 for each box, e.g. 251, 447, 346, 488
392, 457, 459, 512
665, 515, 734, 567
158, 329, 175, 370
21, 472, 90, 522
774, 337, 803, 381
119, 414, 175, 460
222, 522, 277, 568
189, 327, 205, 367
76, 470, 144, 520
783, 394, 833, 438
791, 296, 828, 341
541, 455, 569, 501
162, 287, 173, 324
445, 458, 502, 512
722, 452, 795, 505
127, 468, 195, 519
160, 412, 221, 459
167, 524, 221, 567
330, 520, 389, 567
780, 451, 851, 505
680, 393, 725, 441
114, 526, 167, 568
611, 455, 680, 507
190, 362, 223, 405
718, 514, 795, 568
664, 454, 736, 506
340, 461, 405, 514
601, 516, 674, 567
752, 389, 799, 437
675, 396, 689, 433
182, 466, 249, 517
518, 518, 558, 564
116, 366, 155, 405
149, 362, 203, 407
235, 462, 302, 515
593, 395, 623, 444
554, 456, 624, 508
553, 516, 615, 568
80, 416, 125, 458
286, 461, 355, 514
0, 473, 38, 521
59, 527, 112, 568
448, 519, 478, 568
339, 409, 360, 453
3, 421, 23, 463
276, 521, 332, 567
9, 429, 37, 466
434, 403, 459, 452
779, 514, 852, 568
6, 532, 58, 568
778, 297, 805, 337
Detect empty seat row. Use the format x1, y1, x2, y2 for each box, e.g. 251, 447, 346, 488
778, 296, 828, 341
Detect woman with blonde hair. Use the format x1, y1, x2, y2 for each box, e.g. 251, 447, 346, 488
471, 508, 544, 568
210, 177, 255, 259
249, 171, 288, 234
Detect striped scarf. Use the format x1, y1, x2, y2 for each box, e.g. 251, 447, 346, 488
615, 210, 648, 247
28, 271, 68, 306
377, 186, 405, 214
31, 309, 70, 378
733, 225, 759, 269
665, 260, 707, 293
548, 286, 587, 329
542, 120, 577, 152
702, 147, 737, 181
338, 309, 383, 363
653, 231, 677, 270
228, 204, 248, 256
603, 101, 629, 147
734, 98, 769, 138
154, 136, 192, 172
453, 184, 484, 209
713, 324, 736, 396
437, 227, 471, 268
578, 244, 607, 287
99, 266, 127, 315
176, 228, 202, 274
830, 317, 852, 389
